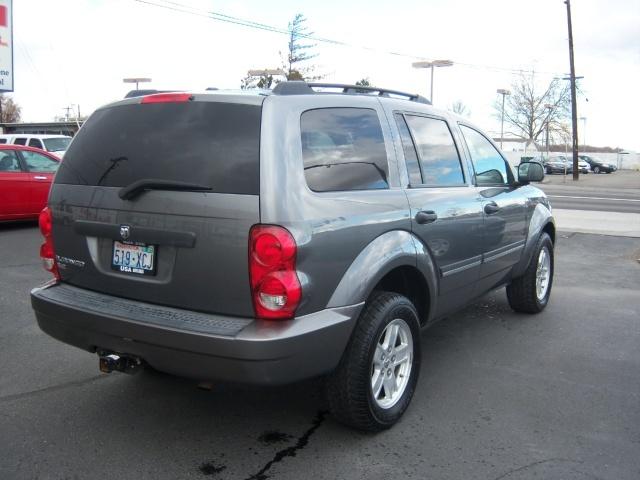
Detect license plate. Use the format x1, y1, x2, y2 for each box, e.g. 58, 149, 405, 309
111, 241, 156, 276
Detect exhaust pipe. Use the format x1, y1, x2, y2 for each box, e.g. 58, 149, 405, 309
98, 352, 144, 374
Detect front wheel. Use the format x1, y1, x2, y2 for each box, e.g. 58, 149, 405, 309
327, 291, 421, 431
506, 233, 554, 313
593, 166, 600, 174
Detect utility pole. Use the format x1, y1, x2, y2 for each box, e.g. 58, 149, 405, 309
565, 0, 579, 180
497, 89, 510, 149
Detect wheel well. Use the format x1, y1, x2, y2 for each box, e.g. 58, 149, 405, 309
372, 266, 430, 325
542, 222, 555, 244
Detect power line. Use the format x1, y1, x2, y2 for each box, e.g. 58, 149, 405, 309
132, 0, 567, 77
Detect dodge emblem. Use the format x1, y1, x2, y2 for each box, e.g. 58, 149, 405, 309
120, 225, 131, 240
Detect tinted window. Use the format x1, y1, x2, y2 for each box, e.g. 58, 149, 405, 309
394, 113, 422, 185
14, 138, 27, 145
21, 150, 59, 172
460, 125, 510, 185
28, 138, 43, 149
55, 102, 262, 195
405, 115, 464, 186
301, 108, 389, 192
0, 151, 21, 171
0, 139, 7, 144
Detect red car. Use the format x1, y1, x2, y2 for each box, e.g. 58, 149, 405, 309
0, 145, 61, 221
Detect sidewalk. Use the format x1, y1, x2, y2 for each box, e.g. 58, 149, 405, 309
553, 208, 640, 238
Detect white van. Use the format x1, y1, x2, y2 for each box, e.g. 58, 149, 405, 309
0, 134, 72, 158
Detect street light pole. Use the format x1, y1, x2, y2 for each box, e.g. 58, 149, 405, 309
412, 59, 453, 104
497, 89, 510, 149
544, 104, 553, 160
123, 77, 152, 91
580, 116, 586, 151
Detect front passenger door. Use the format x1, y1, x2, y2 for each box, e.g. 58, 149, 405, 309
459, 125, 527, 288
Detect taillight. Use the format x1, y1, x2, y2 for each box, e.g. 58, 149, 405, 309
140, 92, 193, 104
249, 225, 301, 320
39, 207, 60, 280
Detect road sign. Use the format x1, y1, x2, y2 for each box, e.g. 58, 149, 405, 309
0, 0, 13, 92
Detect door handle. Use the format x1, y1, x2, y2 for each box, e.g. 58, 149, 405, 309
415, 210, 438, 224
33, 176, 47, 180
484, 202, 500, 214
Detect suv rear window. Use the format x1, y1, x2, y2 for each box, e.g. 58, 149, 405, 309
301, 108, 389, 192
55, 101, 261, 195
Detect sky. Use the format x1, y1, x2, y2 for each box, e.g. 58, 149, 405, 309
9, 0, 640, 151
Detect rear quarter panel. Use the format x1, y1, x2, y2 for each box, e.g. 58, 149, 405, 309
259, 95, 413, 315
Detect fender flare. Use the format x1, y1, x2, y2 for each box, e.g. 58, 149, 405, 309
327, 230, 438, 318
512, 202, 555, 278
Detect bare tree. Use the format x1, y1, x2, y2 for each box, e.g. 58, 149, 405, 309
241, 73, 276, 90
0, 95, 21, 123
450, 100, 470, 117
494, 73, 570, 147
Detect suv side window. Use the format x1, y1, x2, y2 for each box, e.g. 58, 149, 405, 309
404, 115, 465, 186
460, 125, 511, 185
14, 138, 27, 145
394, 113, 422, 185
301, 108, 389, 192
29, 138, 44, 149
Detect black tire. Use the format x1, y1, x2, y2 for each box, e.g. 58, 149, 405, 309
506, 233, 554, 313
545, 167, 552, 175
327, 291, 421, 432
593, 166, 600, 174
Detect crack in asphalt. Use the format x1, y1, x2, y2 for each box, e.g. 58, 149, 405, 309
0, 374, 111, 403
242, 410, 328, 480
492, 458, 579, 480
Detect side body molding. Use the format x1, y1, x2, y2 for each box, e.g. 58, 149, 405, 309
512, 202, 555, 278
327, 230, 438, 318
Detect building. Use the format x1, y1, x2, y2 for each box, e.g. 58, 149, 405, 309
0, 121, 83, 137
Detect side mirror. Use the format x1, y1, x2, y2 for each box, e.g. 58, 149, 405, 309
518, 161, 544, 184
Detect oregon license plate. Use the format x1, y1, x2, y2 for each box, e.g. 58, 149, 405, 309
111, 241, 156, 276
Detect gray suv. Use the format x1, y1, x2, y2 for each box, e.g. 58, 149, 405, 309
31, 82, 554, 431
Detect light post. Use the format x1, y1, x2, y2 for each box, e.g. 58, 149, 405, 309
123, 77, 152, 91
579, 116, 586, 151
497, 89, 510, 149
412, 59, 453, 104
544, 104, 554, 160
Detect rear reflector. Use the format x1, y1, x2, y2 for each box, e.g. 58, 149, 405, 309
249, 225, 301, 320
140, 92, 193, 104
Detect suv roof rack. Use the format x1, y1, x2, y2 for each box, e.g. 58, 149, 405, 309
272, 81, 430, 104
124, 89, 182, 99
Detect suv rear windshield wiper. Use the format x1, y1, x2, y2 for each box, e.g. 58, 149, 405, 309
119, 179, 212, 200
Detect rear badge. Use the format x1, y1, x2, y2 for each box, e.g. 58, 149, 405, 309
120, 225, 131, 240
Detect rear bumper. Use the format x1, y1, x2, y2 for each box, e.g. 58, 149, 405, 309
31, 283, 362, 385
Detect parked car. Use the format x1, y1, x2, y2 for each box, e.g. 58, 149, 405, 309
0, 134, 72, 158
550, 155, 590, 174
31, 83, 555, 431
0, 145, 61, 222
579, 155, 616, 174
543, 156, 573, 174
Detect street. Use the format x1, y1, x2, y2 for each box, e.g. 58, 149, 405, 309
1, 172, 639, 479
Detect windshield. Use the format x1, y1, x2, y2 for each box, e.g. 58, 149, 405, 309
43, 138, 71, 152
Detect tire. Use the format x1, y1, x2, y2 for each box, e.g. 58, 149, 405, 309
327, 291, 421, 432
506, 233, 554, 313
545, 167, 552, 175
593, 166, 600, 174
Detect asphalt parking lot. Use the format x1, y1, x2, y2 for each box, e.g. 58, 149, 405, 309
1, 221, 639, 479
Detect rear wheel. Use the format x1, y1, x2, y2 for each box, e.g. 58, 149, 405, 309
327, 291, 421, 431
507, 233, 554, 313
593, 166, 600, 174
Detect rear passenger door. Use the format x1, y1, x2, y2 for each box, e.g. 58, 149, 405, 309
395, 113, 484, 315
19, 149, 60, 213
459, 125, 527, 286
